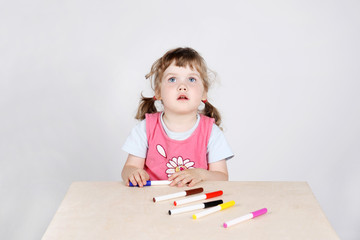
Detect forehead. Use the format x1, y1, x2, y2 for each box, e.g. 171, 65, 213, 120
163, 62, 201, 77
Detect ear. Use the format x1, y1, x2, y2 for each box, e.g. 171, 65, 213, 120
202, 91, 207, 101
155, 89, 162, 100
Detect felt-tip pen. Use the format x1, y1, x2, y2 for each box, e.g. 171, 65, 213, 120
153, 187, 204, 202
174, 190, 223, 206
223, 208, 268, 228
129, 180, 171, 187
193, 200, 235, 219
169, 200, 223, 215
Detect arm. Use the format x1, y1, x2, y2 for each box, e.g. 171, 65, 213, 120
168, 159, 228, 187
121, 154, 150, 187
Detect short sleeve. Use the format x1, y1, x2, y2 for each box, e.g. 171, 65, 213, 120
121, 120, 148, 158
207, 124, 234, 164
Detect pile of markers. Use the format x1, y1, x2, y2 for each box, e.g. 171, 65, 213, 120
130, 180, 267, 228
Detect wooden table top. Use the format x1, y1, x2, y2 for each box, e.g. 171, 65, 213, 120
42, 181, 339, 240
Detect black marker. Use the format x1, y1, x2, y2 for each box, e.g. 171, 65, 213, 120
168, 200, 223, 215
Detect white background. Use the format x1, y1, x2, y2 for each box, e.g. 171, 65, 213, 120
1, 0, 359, 239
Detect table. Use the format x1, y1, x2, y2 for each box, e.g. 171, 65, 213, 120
42, 181, 339, 239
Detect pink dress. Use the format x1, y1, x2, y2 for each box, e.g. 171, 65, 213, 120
144, 112, 214, 180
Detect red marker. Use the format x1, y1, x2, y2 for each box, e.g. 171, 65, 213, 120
174, 190, 223, 206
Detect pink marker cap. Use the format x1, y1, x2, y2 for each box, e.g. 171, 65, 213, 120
251, 208, 267, 218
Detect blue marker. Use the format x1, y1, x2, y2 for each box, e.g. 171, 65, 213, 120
129, 180, 172, 187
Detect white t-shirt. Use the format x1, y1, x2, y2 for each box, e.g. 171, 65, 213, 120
122, 113, 234, 164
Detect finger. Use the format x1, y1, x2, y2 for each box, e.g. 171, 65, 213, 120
169, 173, 182, 186
169, 176, 179, 186
170, 173, 184, 185
169, 176, 180, 186
168, 172, 179, 181
178, 176, 192, 187
133, 173, 144, 187
169, 180, 177, 187
128, 175, 138, 187
139, 172, 148, 185
187, 178, 201, 187
174, 174, 189, 187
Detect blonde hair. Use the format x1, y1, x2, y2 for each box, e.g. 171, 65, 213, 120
135, 47, 222, 127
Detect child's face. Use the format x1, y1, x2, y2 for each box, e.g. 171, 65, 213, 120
158, 62, 207, 116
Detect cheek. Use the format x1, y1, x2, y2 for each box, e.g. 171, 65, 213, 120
195, 86, 206, 98
159, 85, 174, 100
159, 83, 168, 94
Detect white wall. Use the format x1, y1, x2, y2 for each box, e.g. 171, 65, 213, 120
1, 0, 359, 239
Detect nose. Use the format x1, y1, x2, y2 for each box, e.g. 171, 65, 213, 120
178, 83, 187, 92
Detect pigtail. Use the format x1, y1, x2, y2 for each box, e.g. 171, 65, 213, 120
202, 101, 222, 129
135, 94, 157, 120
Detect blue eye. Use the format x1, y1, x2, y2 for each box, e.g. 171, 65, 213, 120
168, 77, 176, 83
189, 77, 196, 82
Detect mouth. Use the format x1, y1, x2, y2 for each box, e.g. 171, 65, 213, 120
177, 95, 189, 100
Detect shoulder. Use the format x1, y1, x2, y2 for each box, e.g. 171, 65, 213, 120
121, 119, 148, 158
207, 124, 234, 163
210, 123, 222, 136
127, 119, 146, 140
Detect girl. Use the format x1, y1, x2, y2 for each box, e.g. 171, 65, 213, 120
121, 47, 233, 187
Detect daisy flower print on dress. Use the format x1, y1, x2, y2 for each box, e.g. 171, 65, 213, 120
166, 156, 195, 177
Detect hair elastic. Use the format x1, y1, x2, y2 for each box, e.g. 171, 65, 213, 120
202, 99, 207, 103
153, 96, 157, 100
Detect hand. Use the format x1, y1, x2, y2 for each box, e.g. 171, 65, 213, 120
121, 155, 149, 187
168, 169, 206, 187
126, 168, 150, 187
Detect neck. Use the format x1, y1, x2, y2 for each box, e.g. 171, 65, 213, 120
162, 111, 198, 132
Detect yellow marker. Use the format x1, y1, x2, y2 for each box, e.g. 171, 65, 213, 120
192, 201, 235, 219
